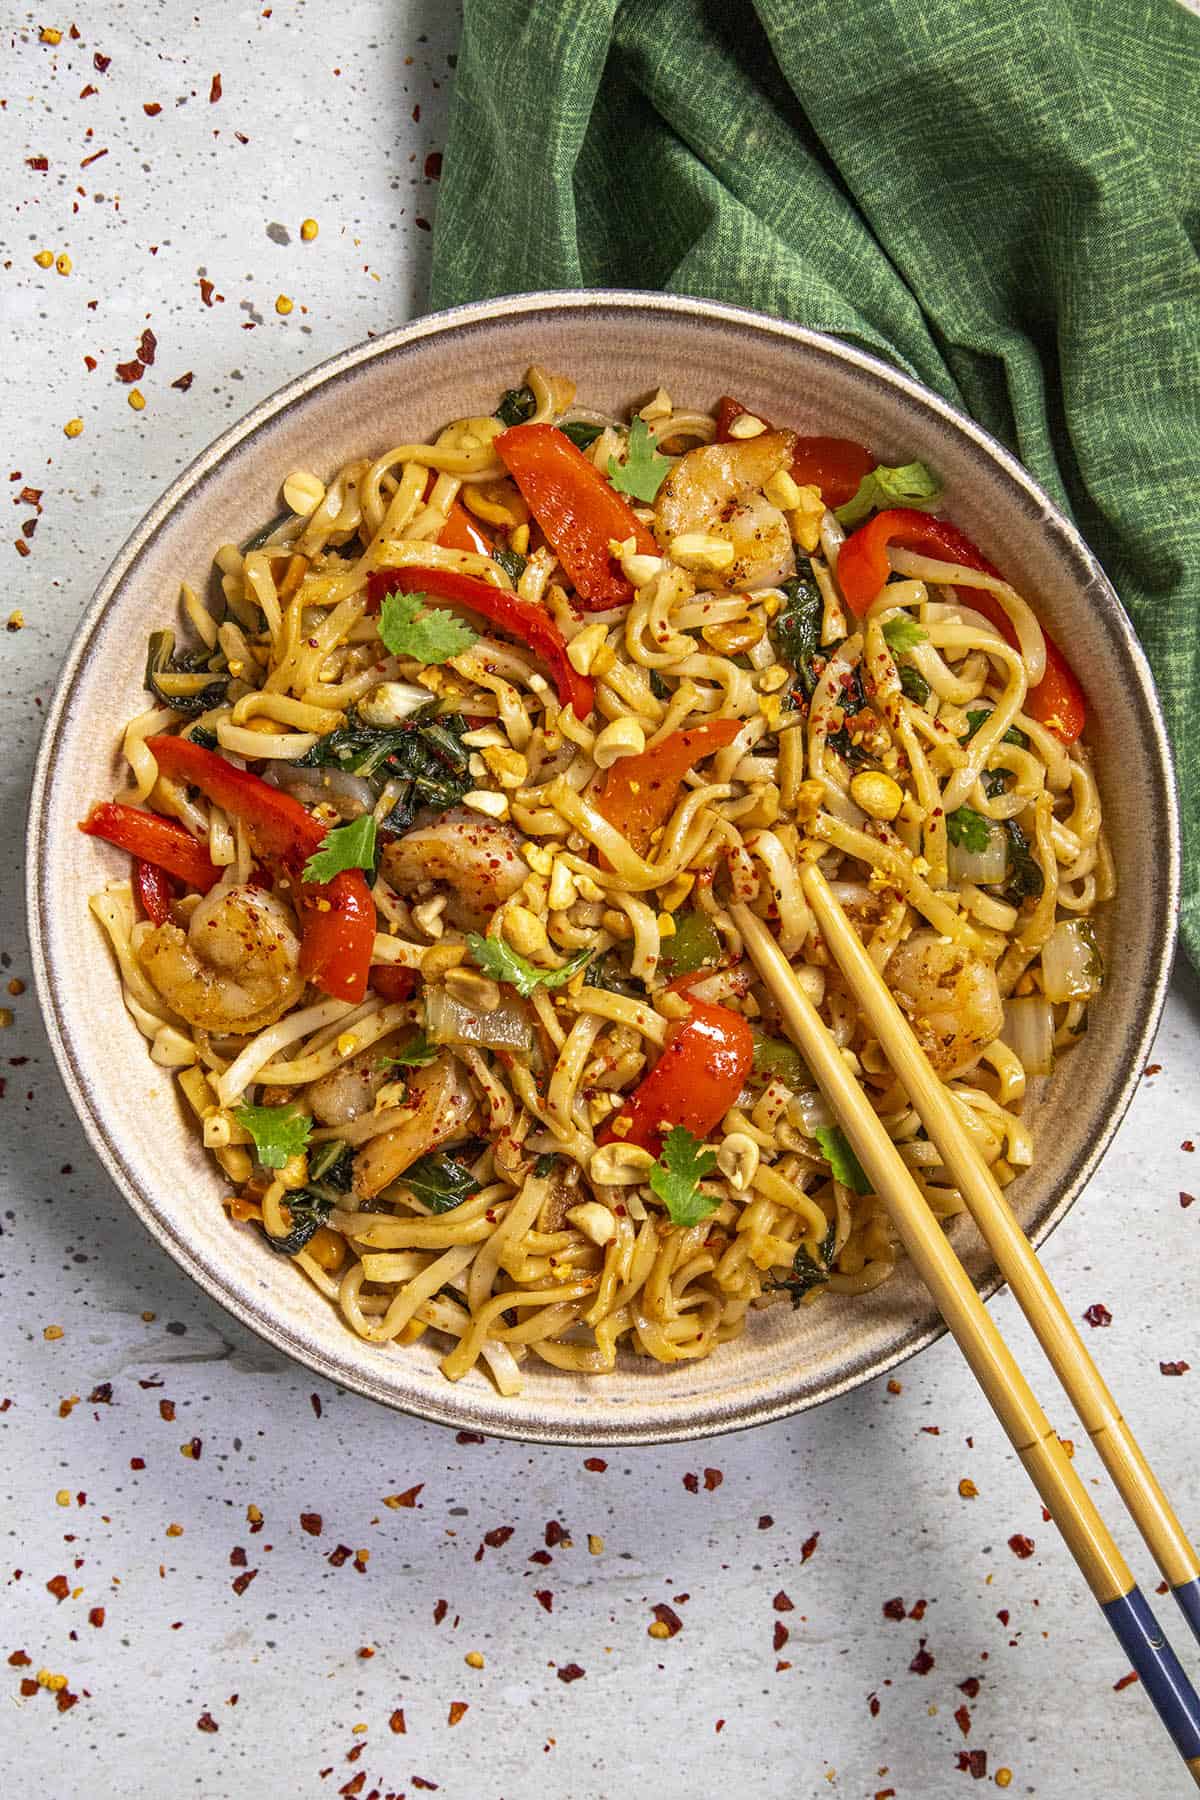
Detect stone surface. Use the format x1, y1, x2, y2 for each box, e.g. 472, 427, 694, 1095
2, 7, 1197, 1796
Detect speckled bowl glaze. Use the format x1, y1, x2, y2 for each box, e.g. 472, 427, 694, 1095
28, 292, 1180, 1444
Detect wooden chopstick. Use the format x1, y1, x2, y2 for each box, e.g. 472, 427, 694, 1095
732, 900, 1200, 1784
799, 860, 1200, 1648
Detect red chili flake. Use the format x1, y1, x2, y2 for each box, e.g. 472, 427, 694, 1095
758, 1514, 774, 1530
996, 1609, 1010, 1626
388, 1708, 406, 1734
310, 1393, 322, 1417
130, 1457, 145, 1471
908, 1598, 928, 1621
27, 156, 49, 172
8, 1650, 31, 1666
867, 1691, 880, 1716
46, 1574, 70, 1602
653, 1604, 682, 1638
185, 1437, 202, 1460
80, 147, 107, 166
17, 487, 43, 506
138, 329, 157, 366
415, 217, 431, 232
544, 1520, 567, 1548
876, 1790, 896, 1799
171, 372, 194, 391
14, 540, 30, 558
138, 1378, 164, 1389
143, 102, 162, 116
772, 1590, 794, 1613
534, 1590, 553, 1614
1181, 1192, 1195, 1208
800, 1532, 819, 1563
79, 84, 97, 99
556, 1663, 585, 1683
1114, 1670, 1140, 1691
703, 1468, 723, 1491
199, 280, 216, 308
353, 1550, 368, 1574
197, 1713, 219, 1733
1008, 1534, 1035, 1558
87, 1383, 112, 1405
447, 1701, 468, 1727
956, 1750, 988, 1778
1183, 1140, 1195, 1152
327, 1545, 351, 1567
456, 1430, 484, 1444
921, 1425, 941, 1435
954, 1703, 971, 1736
583, 1457, 606, 1473
299, 1512, 322, 1536
94, 51, 111, 71
1144, 1063, 1162, 1076
424, 151, 443, 180
88, 1607, 105, 1628
1082, 1303, 1112, 1327
433, 1599, 448, 1624
773, 1621, 788, 1652
412, 1781, 438, 1793
231, 1569, 258, 1595
229, 1547, 247, 1568
339, 1777, 365, 1798
882, 1597, 906, 1620
529, 1549, 552, 1566
909, 1639, 935, 1675
484, 1526, 514, 1549
57, 1690, 79, 1712
209, 73, 223, 103
682, 1473, 699, 1494
958, 1676, 981, 1697
158, 1399, 175, 1422
386, 1485, 424, 1509
235, 131, 249, 144
19, 1679, 38, 1697
1160, 1360, 1190, 1376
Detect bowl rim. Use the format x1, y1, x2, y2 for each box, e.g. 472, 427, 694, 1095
26, 287, 1182, 1444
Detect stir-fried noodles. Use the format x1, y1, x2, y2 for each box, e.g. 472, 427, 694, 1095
83, 369, 1110, 1393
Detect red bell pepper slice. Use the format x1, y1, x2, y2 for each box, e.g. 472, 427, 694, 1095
369, 964, 418, 1003
134, 859, 175, 924
600, 997, 753, 1155
80, 800, 220, 892
495, 422, 657, 611
143, 736, 376, 1002
594, 719, 742, 856
366, 565, 594, 720
836, 507, 1086, 742
715, 396, 872, 509
438, 499, 494, 558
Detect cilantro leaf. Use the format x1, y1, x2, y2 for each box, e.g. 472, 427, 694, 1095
301, 812, 377, 885
378, 1030, 437, 1070
881, 615, 928, 655
835, 461, 941, 529
607, 417, 671, 503
234, 1102, 313, 1172
945, 805, 992, 854
649, 1126, 720, 1227
813, 1124, 872, 1195
467, 934, 592, 998
378, 591, 479, 666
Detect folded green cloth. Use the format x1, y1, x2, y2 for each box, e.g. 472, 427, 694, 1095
431, 0, 1200, 963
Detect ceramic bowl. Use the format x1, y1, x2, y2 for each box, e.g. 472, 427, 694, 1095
27, 291, 1180, 1443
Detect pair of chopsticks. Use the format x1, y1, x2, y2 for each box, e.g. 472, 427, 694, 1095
733, 870, 1200, 1785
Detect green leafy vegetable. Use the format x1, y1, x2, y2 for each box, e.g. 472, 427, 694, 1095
835, 460, 942, 529
467, 934, 592, 999
378, 591, 479, 666
187, 724, 219, 751
771, 567, 823, 699
881, 615, 928, 655
899, 664, 932, 706
961, 709, 1029, 749
607, 417, 671, 503
495, 384, 536, 427
398, 1150, 479, 1213
583, 952, 637, 996
768, 1217, 837, 1306
308, 1138, 355, 1191
659, 910, 722, 978
264, 1188, 333, 1257
750, 1028, 808, 1090
945, 806, 992, 854
301, 812, 377, 885
813, 1124, 872, 1195
534, 1152, 561, 1179
491, 544, 526, 586
144, 629, 229, 715
378, 1030, 437, 1070
649, 1126, 720, 1228
234, 1102, 313, 1172
299, 708, 472, 834
982, 768, 1012, 799
1002, 817, 1044, 904
561, 420, 603, 451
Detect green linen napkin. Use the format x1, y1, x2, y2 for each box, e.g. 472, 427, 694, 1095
431, 0, 1200, 964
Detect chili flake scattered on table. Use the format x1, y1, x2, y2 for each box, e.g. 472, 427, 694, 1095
1082, 1302, 1112, 1327
447, 1701, 468, 1726
556, 1663, 585, 1683
383, 1485, 423, 1508
43, 1325, 63, 1340
959, 1478, 979, 1499
388, 1708, 406, 1733
1160, 1360, 1190, 1376
1007, 1534, 1035, 1558
909, 1639, 935, 1675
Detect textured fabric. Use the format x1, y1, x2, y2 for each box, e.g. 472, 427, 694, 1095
431, 0, 1200, 962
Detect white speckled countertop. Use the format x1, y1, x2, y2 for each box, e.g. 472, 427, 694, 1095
2, 7, 1198, 1796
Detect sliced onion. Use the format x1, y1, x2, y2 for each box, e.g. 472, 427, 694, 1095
1001, 996, 1055, 1076
788, 1087, 835, 1135
425, 985, 532, 1053
263, 759, 376, 815
357, 681, 432, 728
1041, 919, 1103, 1003
948, 821, 1007, 886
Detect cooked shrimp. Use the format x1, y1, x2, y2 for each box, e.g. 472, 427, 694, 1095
353, 1052, 478, 1198
653, 429, 797, 592
379, 809, 529, 933
887, 930, 1004, 1078
137, 881, 305, 1035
